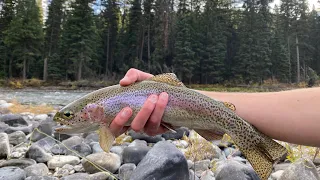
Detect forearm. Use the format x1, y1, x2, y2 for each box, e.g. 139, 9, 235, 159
196, 87, 320, 147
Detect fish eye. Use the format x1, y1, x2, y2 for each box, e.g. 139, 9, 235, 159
63, 111, 74, 119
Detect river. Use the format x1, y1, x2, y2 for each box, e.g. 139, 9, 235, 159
0, 88, 93, 106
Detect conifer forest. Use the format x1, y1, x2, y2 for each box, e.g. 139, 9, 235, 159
0, 0, 319, 85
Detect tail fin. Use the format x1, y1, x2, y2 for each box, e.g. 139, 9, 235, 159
234, 134, 287, 180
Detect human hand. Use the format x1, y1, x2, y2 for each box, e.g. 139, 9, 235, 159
109, 68, 169, 136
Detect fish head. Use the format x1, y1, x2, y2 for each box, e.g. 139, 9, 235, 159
54, 102, 103, 134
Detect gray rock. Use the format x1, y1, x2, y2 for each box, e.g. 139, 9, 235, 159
192, 160, 211, 172
63, 136, 84, 147
187, 160, 194, 169
24, 163, 49, 177
122, 146, 151, 165
47, 155, 80, 169
172, 140, 189, 148
51, 136, 84, 155
278, 159, 320, 180
189, 169, 200, 180
60, 173, 90, 180
130, 141, 189, 180
67, 142, 92, 157
231, 156, 248, 164
0, 114, 28, 126
51, 144, 67, 155
33, 114, 48, 121
26, 144, 53, 163
0, 158, 36, 168
8, 131, 26, 145
0, 166, 26, 180
110, 146, 125, 157
119, 163, 136, 180
91, 142, 104, 154
5, 124, 34, 134
31, 121, 53, 141
0, 133, 10, 159
34, 137, 57, 152
274, 163, 291, 171
201, 170, 215, 180
26, 176, 59, 180
128, 139, 147, 147
0, 100, 7, 105
271, 170, 284, 180
128, 130, 163, 143
214, 160, 259, 180
74, 164, 84, 172
0, 122, 9, 133
89, 172, 116, 180
82, 152, 121, 174
313, 158, 320, 166
162, 127, 190, 140
84, 132, 99, 144
53, 132, 72, 141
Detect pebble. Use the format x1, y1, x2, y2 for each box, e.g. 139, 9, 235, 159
8, 131, 26, 145
26, 176, 58, 180
83, 133, 99, 144
278, 158, 320, 180
214, 160, 260, 180
130, 141, 189, 180
0, 114, 28, 126
223, 147, 241, 157
0, 103, 13, 109
0, 166, 26, 180
89, 172, 116, 180
274, 163, 291, 171
31, 121, 53, 141
34, 137, 57, 152
271, 170, 284, 180
192, 159, 211, 172
119, 163, 136, 180
81, 152, 121, 174
128, 139, 147, 147
60, 173, 90, 180
33, 114, 48, 121
0, 100, 7, 105
122, 146, 151, 165
128, 130, 163, 143
172, 140, 189, 148
24, 163, 49, 177
0, 133, 10, 159
66, 142, 92, 157
26, 144, 53, 163
189, 169, 200, 180
200, 170, 215, 180
47, 155, 80, 169
162, 127, 190, 140
0, 158, 36, 168
91, 142, 104, 153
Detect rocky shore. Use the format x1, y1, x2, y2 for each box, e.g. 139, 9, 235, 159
0, 100, 319, 180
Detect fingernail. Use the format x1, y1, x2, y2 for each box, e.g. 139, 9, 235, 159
160, 92, 168, 100
121, 108, 130, 117
149, 95, 158, 104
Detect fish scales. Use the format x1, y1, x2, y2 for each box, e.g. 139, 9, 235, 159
53, 73, 287, 180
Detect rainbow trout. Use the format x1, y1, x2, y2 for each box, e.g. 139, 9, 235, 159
53, 73, 287, 180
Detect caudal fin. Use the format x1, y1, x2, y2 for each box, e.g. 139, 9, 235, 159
234, 134, 287, 180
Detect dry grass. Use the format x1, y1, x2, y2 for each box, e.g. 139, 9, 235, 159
7, 100, 55, 114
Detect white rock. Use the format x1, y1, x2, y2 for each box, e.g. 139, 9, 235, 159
33, 114, 48, 121
0, 100, 7, 105
271, 170, 284, 180
48, 155, 80, 169
0, 103, 13, 109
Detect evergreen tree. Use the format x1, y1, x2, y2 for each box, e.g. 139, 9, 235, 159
60, 0, 99, 80
173, 0, 195, 83
44, 0, 64, 80
4, 0, 44, 79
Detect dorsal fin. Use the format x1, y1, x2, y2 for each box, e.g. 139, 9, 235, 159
148, 73, 185, 87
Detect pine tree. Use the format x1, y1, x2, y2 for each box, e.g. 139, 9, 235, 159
60, 0, 99, 80
44, 0, 64, 80
173, 0, 195, 83
4, 0, 44, 79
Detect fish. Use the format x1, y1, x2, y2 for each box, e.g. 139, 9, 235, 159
53, 73, 287, 180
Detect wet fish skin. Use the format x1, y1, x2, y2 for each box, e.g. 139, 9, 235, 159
53, 73, 287, 180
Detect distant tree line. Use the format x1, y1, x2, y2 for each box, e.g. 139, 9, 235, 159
0, 0, 319, 84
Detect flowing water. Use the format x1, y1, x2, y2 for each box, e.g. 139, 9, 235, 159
0, 88, 92, 106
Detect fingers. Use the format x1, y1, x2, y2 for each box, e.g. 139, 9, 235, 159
109, 107, 132, 136
144, 92, 169, 136
120, 68, 154, 86
131, 94, 158, 132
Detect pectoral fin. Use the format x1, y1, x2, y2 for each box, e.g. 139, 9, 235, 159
99, 125, 115, 152
194, 129, 224, 141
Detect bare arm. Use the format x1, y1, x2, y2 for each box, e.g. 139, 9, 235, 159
196, 88, 320, 147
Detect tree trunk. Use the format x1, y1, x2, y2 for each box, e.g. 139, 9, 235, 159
43, 57, 48, 81
287, 36, 291, 83
296, 34, 300, 83
77, 52, 83, 80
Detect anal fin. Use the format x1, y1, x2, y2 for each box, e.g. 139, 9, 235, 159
194, 129, 224, 141
99, 125, 115, 152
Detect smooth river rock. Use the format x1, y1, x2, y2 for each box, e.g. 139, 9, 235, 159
130, 141, 189, 180
47, 155, 80, 169
278, 159, 320, 180
0, 133, 10, 159
0, 166, 26, 180
81, 152, 121, 174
